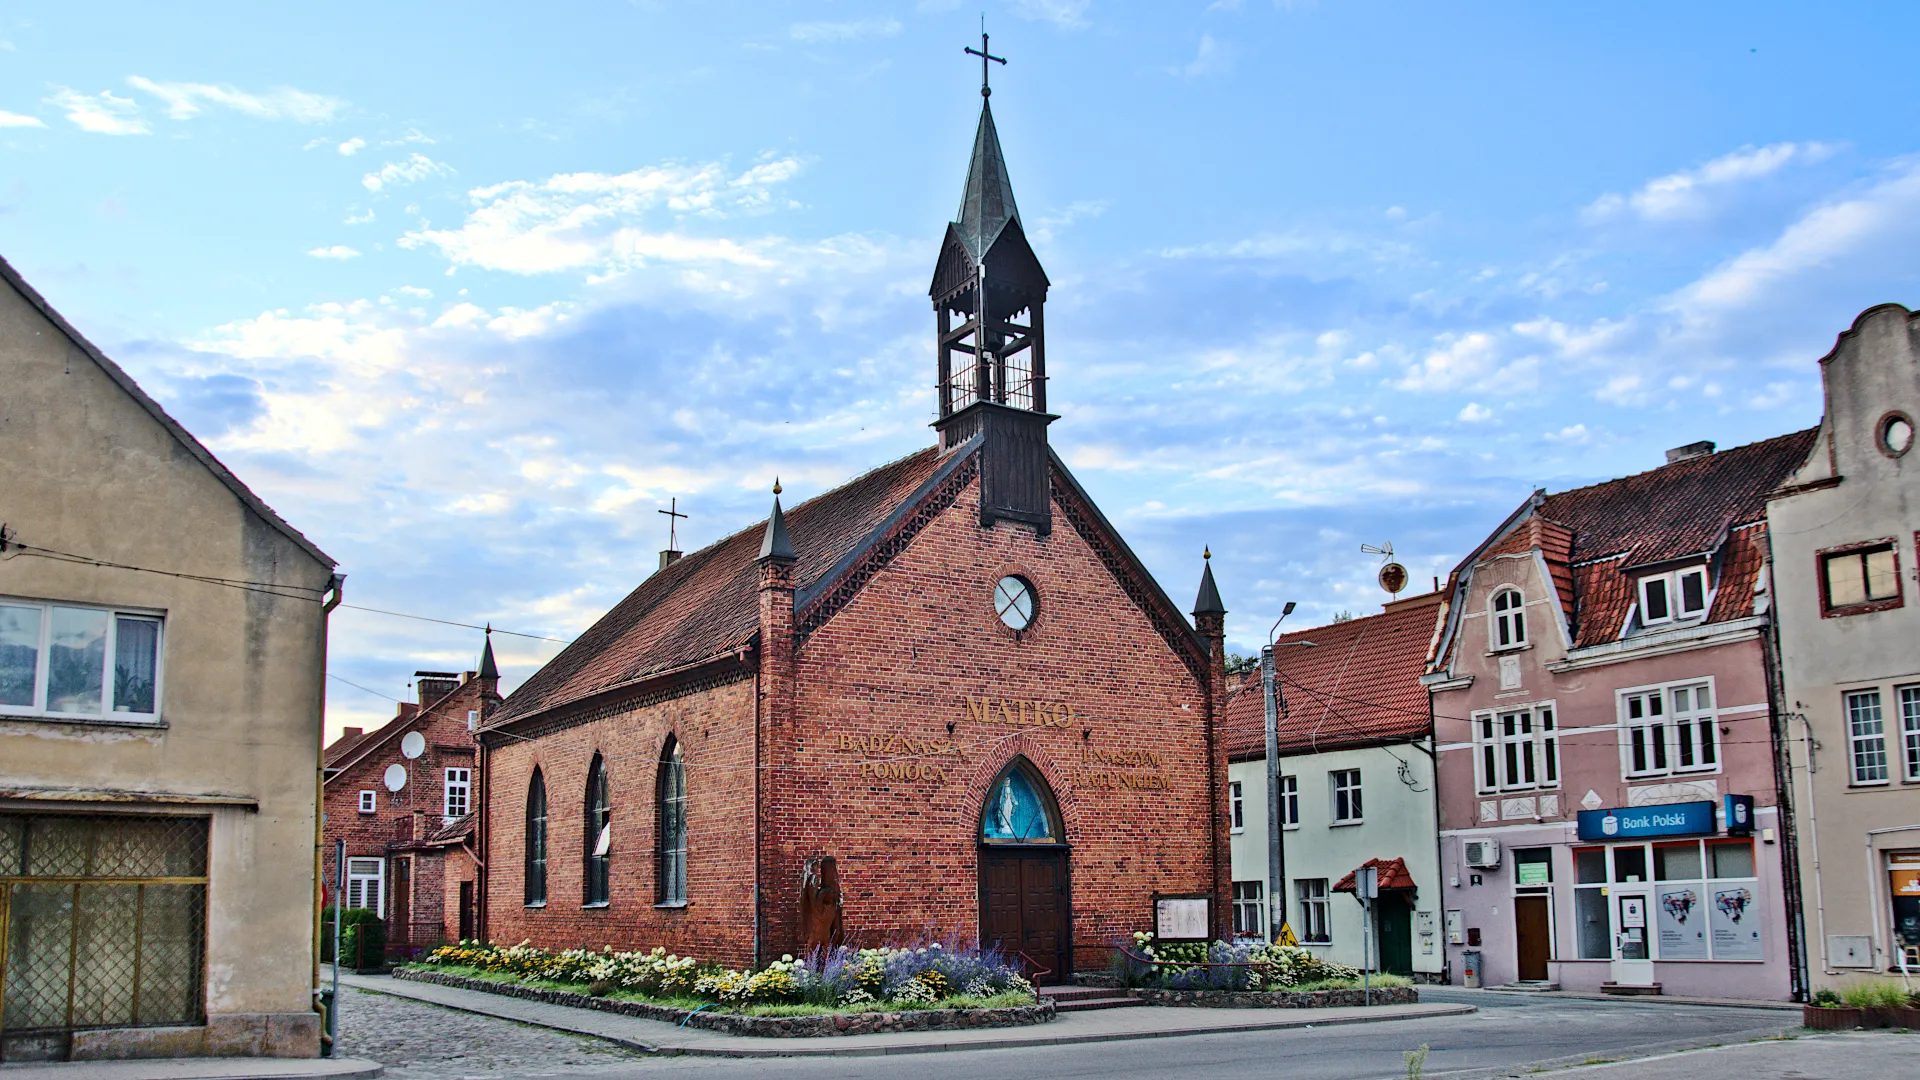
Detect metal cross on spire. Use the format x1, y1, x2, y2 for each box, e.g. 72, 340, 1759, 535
658, 497, 688, 551
965, 25, 1006, 98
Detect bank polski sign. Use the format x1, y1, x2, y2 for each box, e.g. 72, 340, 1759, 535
1576, 800, 1715, 842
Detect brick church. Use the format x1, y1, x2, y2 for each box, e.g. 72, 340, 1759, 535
475, 81, 1231, 980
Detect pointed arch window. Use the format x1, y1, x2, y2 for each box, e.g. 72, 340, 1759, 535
1491, 587, 1527, 650
657, 738, 688, 904
980, 759, 1063, 844
524, 768, 548, 907
584, 754, 610, 906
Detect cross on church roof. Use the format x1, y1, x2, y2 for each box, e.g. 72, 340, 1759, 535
658, 497, 688, 552
965, 27, 1006, 98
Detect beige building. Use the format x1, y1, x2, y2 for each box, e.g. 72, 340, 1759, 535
1769, 303, 1920, 990
0, 257, 340, 1061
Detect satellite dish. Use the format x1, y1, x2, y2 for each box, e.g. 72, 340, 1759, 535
1378, 562, 1409, 596
383, 763, 407, 792
400, 731, 426, 759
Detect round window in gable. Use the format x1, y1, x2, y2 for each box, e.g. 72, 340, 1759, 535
994, 575, 1037, 631
1879, 411, 1914, 458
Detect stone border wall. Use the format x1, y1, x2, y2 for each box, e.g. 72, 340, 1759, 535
1131, 986, 1419, 1008
391, 967, 1055, 1038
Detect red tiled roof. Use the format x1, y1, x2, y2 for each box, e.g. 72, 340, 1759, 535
1223, 592, 1443, 759
1535, 430, 1815, 647
1333, 857, 1417, 893
323, 729, 371, 768
495, 446, 957, 725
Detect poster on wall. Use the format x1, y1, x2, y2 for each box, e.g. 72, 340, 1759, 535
1657, 885, 1709, 960
1710, 884, 1763, 960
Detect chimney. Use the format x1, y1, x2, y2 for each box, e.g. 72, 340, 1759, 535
414, 671, 460, 705
659, 549, 683, 571
1666, 440, 1715, 464
330, 726, 363, 749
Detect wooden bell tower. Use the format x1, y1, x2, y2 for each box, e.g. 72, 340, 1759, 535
931, 32, 1054, 534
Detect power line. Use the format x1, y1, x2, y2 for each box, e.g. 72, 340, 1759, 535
338, 604, 572, 644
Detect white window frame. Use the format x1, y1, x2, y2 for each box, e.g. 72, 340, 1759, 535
1330, 769, 1363, 824
1490, 587, 1527, 651
1232, 880, 1266, 939
1297, 878, 1332, 943
1619, 679, 1721, 780
1638, 566, 1711, 627
1474, 703, 1560, 792
1847, 689, 1891, 786
346, 857, 385, 916
358, 790, 377, 814
1901, 685, 1920, 784
1229, 780, 1245, 832
0, 596, 165, 722
444, 767, 472, 819
1280, 774, 1300, 829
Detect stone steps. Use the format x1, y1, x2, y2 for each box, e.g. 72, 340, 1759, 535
1039, 985, 1146, 1012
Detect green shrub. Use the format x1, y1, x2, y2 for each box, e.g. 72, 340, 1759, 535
342, 917, 387, 970
1810, 988, 1842, 1007
1838, 979, 1910, 1009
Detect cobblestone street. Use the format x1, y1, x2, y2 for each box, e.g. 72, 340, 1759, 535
334, 987, 648, 1079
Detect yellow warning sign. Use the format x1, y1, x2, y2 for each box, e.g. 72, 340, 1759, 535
1276, 921, 1299, 947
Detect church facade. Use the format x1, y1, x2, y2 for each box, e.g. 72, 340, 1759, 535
475, 92, 1230, 978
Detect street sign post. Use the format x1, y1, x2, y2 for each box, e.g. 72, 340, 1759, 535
1357, 865, 1379, 1006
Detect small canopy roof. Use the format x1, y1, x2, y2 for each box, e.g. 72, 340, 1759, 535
1333, 856, 1417, 894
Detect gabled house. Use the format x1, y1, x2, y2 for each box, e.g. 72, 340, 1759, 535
1424, 431, 1816, 999
321, 640, 498, 954
1767, 304, 1920, 987
1223, 591, 1445, 980
1, 256, 339, 1061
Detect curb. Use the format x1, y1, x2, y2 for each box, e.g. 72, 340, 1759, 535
346, 978, 1476, 1058
1423, 1025, 1799, 1080
0, 1059, 385, 1080
1475, 988, 1802, 1013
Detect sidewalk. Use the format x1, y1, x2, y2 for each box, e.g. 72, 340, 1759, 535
1468, 986, 1802, 1012
341, 973, 1476, 1058
1471, 1030, 1920, 1079
0, 1058, 381, 1080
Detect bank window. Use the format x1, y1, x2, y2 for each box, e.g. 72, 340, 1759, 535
1900, 686, 1920, 783
1639, 567, 1709, 626
346, 857, 384, 916
1330, 770, 1362, 824
1280, 775, 1299, 828
1232, 881, 1265, 939
1229, 781, 1245, 832
1848, 690, 1890, 785
0, 599, 163, 721
1573, 846, 1610, 959
444, 767, 472, 820
1822, 543, 1900, 613
1476, 705, 1558, 792
1650, 839, 1763, 962
1491, 588, 1527, 650
1622, 681, 1717, 779
1297, 879, 1331, 943
358, 790, 376, 814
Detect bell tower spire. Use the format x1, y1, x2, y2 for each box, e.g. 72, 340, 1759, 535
930, 29, 1054, 534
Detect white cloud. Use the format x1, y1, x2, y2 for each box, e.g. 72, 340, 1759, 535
363, 153, 456, 192
0, 109, 44, 128
790, 18, 902, 42
308, 245, 361, 260
125, 76, 344, 123
338, 137, 366, 156
1170, 35, 1230, 78
1011, 0, 1092, 29
44, 87, 148, 135
401, 159, 808, 276
1585, 142, 1838, 223
1456, 402, 1493, 423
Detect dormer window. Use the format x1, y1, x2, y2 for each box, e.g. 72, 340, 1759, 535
1639, 567, 1709, 626
1491, 588, 1527, 650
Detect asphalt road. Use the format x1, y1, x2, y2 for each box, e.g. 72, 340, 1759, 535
527, 990, 1797, 1080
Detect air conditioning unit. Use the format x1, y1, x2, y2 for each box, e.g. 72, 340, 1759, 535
1463, 839, 1503, 869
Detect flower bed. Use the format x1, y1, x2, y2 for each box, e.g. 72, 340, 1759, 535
1132, 986, 1419, 1008
1113, 932, 1377, 993
397, 940, 1052, 1038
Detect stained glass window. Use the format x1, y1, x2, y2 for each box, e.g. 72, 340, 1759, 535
981, 765, 1056, 842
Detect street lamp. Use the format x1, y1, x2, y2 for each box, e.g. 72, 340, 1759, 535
1261, 603, 1316, 946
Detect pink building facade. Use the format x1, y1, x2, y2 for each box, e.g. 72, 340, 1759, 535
1424, 433, 1815, 999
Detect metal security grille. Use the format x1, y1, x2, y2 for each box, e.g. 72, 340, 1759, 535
0, 814, 208, 1038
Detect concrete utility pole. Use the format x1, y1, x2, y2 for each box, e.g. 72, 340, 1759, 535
1262, 602, 1300, 945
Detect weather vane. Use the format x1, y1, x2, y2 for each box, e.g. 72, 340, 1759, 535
965, 20, 1006, 98
659, 498, 688, 552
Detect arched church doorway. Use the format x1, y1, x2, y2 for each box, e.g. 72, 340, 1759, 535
978, 758, 1069, 983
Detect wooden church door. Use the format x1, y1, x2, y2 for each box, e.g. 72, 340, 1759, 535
978, 759, 1070, 983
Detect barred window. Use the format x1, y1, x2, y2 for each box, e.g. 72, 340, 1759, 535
584, 755, 610, 906
524, 769, 547, 907
657, 738, 688, 904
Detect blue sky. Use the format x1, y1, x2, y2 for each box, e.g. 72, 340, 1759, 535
5, 2, 1919, 737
